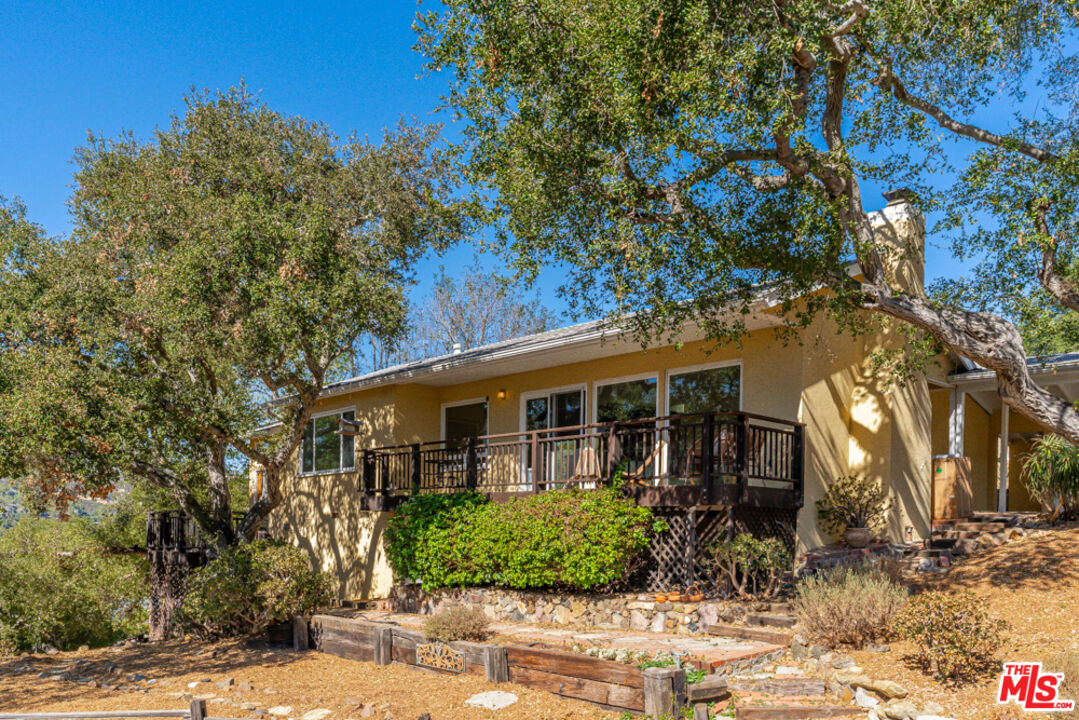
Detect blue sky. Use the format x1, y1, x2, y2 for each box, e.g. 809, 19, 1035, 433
0, 1, 1005, 320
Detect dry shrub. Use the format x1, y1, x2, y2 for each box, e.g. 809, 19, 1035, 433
793, 563, 908, 648
893, 590, 1006, 681
422, 605, 489, 643
1043, 650, 1079, 719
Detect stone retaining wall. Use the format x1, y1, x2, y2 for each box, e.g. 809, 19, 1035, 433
391, 584, 761, 636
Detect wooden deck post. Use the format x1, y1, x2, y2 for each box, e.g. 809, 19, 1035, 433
362, 449, 374, 494
701, 413, 714, 504
188, 699, 206, 720
644, 666, 687, 718
410, 444, 421, 496
792, 424, 805, 509
737, 414, 750, 505
466, 436, 478, 490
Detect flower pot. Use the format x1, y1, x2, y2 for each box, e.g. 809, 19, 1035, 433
654, 594, 668, 602
844, 527, 872, 548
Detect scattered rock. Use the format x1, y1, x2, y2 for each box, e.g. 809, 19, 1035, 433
882, 699, 919, 719
921, 702, 945, 715
831, 655, 856, 670
810, 644, 830, 659
217, 678, 235, 690
129, 673, 148, 682
358, 706, 375, 719
77, 645, 90, 652
790, 634, 809, 661
188, 681, 202, 689
87, 680, 99, 689
865, 679, 908, 699
238, 681, 254, 692
866, 643, 891, 653
242, 704, 259, 711
914, 716, 957, 720
268, 706, 294, 717
855, 687, 879, 708
300, 710, 333, 720
464, 691, 518, 710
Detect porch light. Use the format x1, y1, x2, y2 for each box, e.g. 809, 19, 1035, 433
496, 389, 507, 400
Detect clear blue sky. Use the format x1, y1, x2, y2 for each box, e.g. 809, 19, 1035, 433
0, 1, 993, 319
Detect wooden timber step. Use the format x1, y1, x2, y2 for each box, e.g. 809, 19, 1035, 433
729, 677, 826, 697
701, 622, 792, 645
954, 521, 1007, 533
687, 674, 729, 703
934, 529, 984, 539
746, 612, 798, 629
735, 706, 859, 720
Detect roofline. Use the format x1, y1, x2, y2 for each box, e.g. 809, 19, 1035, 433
948, 354, 1079, 384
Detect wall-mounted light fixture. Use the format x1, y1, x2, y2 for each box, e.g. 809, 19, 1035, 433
496, 389, 507, 400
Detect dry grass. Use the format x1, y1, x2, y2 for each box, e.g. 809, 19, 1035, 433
0, 637, 615, 720
850, 524, 1079, 719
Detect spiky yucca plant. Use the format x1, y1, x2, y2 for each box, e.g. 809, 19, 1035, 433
1021, 434, 1079, 523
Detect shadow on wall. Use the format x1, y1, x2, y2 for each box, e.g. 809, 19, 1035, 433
275, 470, 394, 601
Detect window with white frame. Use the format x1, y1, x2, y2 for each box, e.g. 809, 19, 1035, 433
667, 363, 741, 416
300, 409, 355, 474
595, 375, 658, 423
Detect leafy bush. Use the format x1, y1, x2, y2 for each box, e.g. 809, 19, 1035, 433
816, 475, 890, 536
793, 563, 908, 648
386, 488, 660, 591
893, 590, 1006, 681
422, 605, 489, 642
1021, 434, 1079, 522
708, 533, 791, 599
0, 517, 148, 654
178, 540, 331, 638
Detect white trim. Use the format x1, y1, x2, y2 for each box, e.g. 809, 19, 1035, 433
997, 404, 1010, 512
519, 383, 588, 431
297, 406, 357, 477
948, 388, 965, 457
592, 372, 660, 423
440, 397, 489, 441
663, 359, 744, 415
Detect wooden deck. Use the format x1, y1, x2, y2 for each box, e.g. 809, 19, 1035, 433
356, 411, 804, 512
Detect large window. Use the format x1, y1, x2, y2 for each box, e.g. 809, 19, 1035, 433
596, 376, 658, 423
667, 363, 741, 416
300, 410, 355, 474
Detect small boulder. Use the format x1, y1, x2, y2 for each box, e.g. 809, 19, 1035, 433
790, 634, 809, 661
300, 709, 332, 720
268, 707, 294, 717
464, 691, 518, 710
856, 687, 880, 708
77, 645, 90, 653
865, 679, 908, 699
810, 644, 830, 659
866, 643, 891, 653
216, 678, 235, 690
921, 702, 945, 715
882, 699, 919, 719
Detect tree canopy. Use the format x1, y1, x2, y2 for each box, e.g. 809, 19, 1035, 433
417, 0, 1079, 441
0, 87, 469, 544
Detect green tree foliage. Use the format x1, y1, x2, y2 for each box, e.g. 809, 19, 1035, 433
178, 540, 331, 638
416, 0, 1079, 444
0, 517, 148, 654
708, 533, 791, 599
386, 488, 660, 591
1021, 434, 1079, 522
0, 87, 469, 545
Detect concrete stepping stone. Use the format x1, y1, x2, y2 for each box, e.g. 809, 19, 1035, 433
464, 691, 518, 710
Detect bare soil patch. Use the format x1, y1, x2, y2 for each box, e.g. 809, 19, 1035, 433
0, 638, 616, 720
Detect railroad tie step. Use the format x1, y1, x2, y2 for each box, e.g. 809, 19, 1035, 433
746, 613, 798, 629
728, 677, 826, 697
954, 521, 1007, 533
734, 706, 860, 719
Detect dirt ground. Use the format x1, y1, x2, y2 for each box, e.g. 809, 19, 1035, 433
851, 524, 1079, 720
0, 638, 617, 720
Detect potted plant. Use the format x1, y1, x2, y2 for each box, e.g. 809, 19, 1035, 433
816, 475, 890, 548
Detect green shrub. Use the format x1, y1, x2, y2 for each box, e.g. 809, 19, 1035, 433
793, 563, 908, 648
893, 590, 1006, 681
708, 533, 791, 599
1021, 434, 1079, 522
0, 517, 148, 654
422, 605, 489, 642
816, 475, 890, 537
386, 488, 660, 591
178, 540, 331, 638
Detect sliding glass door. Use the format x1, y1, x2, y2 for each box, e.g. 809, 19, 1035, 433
521, 387, 585, 488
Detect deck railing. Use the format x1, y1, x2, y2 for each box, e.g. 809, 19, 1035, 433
359, 411, 804, 507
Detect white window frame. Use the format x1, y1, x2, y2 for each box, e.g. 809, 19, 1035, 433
298, 406, 357, 477
519, 383, 588, 431
440, 396, 489, 442
592, 372, 660, 424
664, 359, 744, 416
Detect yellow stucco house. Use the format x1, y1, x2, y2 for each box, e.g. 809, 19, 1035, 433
254, 195, 1064, 601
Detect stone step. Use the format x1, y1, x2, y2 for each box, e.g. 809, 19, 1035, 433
929, 537, 979, 555
972, 513, 1020, 527
687, 674, 729, 703
747, 612, 798, 629
933, 529, 983, 539
735, 707, 860, 719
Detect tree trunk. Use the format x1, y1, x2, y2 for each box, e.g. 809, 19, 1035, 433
236, 465, 281, 542
205, 443, 236, 550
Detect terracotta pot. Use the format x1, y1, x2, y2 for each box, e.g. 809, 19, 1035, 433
845, 527, 872, 548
